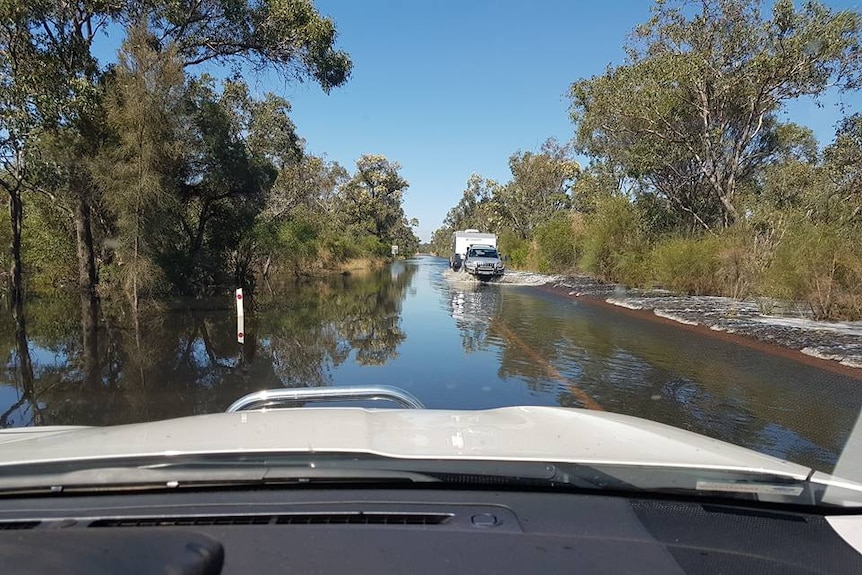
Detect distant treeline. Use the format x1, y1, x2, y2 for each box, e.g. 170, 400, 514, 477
432, 0, 862, 320
0, 2, 418, 315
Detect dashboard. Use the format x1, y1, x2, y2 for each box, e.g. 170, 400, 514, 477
0, 487, 860, 574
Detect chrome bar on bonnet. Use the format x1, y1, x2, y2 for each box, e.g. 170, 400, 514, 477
226, 385, 425, 412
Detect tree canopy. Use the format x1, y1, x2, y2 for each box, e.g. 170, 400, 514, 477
569, 0, 862, 230
0, 0, 354, 302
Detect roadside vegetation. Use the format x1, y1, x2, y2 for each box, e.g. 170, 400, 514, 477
0, 2, 417, 308
431, 0, 862, 320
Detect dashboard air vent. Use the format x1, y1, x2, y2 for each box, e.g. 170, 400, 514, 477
0, 521, 40, 530
90, 513, 452, 528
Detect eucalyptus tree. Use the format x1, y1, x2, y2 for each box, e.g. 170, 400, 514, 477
0, 0, 96, 308
824, 114, 862, 229
0, 0, 352, 297
494, 139, 579, 239
155, 76, 278, 293
569, 0, 862, 230
266, 154, 347, 219
0, 0, 84, 391
443, 173, 502, 233
251, 154, 348, 277
429, 226, 454, 258
336, 154, 413, 248
432, 141, 579, 259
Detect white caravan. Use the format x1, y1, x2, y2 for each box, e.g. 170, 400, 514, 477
450, 229, 497, 271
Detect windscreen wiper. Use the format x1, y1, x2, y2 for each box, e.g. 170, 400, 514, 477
0, 455, 569, 495
0, 465, 444, 496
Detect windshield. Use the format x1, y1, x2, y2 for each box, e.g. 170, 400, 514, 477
468, 248, 499, 259
0, 0, 860, 510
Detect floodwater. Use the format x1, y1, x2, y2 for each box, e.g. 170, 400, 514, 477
1, 255, 860, 474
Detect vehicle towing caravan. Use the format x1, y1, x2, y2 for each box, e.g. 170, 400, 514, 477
451, 230, 504, 280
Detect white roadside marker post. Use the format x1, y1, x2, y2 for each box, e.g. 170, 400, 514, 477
236, 288, 245, 344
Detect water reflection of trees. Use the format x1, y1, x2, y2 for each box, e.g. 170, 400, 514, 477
0, 263, 416, 427
482, 291, 859, 472
259, 262, 416, 370
446, 283, 501, 354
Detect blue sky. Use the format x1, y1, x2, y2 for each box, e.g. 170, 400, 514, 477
96, 1, 862, 241
279, 0, 652, 241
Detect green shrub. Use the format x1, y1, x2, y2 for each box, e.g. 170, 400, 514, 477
19, 199, 77, 292
764, 221, 862, 320
356, 235, 390, 258
534, 213, 580, 273
649, 236, 721, 295
579, 195, 646, 284
324, 235, 360, 262
268, 216, 321, 276
711, 226, 776, 300
498, 229, 529, 269
615, 248, 650, 287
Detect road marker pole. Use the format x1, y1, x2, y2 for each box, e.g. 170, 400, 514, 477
236, 288, 245, 344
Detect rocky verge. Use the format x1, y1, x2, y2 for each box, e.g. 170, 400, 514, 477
549, 275, 862, 370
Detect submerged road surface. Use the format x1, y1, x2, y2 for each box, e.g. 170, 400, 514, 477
1, 255, 860, 475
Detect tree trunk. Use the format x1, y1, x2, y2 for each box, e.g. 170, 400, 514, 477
80, 286, 100, 390
7, 188, 38, 424
74, 195, 98, 296
8, 187, 25, 320
71, 182, 100, 390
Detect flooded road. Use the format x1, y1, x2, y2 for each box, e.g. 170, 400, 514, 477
1, 255, 860, 474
